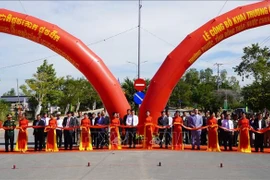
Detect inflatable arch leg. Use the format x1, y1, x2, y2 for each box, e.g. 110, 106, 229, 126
139, 0, 270, 132
0, 9, 130, 117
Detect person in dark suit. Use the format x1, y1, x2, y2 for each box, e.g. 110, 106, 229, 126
201, 111, 209, 145
33, 114, 45, 151
253, 113, 266, 152
158, 111, 169, 148
122, 109, 130, 125
103, 111, 110, 147
93, 112, 101, 148
217, 113, 225, 147
71, 112, 79, 145
121, 109, 130, 145
62, 111, 76, 150
95, 111, 109, 149
232, 114, 239, 146
165, 110, 172, 145
182, 112, 190, 144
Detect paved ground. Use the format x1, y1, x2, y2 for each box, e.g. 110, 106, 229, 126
0, 150, 269, 180
1, 128, 270, 179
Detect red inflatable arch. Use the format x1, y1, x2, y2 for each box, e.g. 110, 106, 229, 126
139, 0, 270, 131
0, 9, 130, 117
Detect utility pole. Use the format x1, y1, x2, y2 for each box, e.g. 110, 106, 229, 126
17, 78, 20, 104
214, 63, 223, 90
138, 0, 142, 79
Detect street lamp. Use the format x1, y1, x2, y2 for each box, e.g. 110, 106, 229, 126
127, 60, 148, 78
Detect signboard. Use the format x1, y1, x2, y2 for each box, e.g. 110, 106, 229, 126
133, 92, 145, 105
134, 78, 146, 91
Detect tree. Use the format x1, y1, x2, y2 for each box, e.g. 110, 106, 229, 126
227, 76, 241, 92
20, 60, 61, 116
193, 82, 217, 111
241, 81, 270, 111
169, 79, 192, 108
58, 76, 101, 112
184, 68, 200, 88
2, 88, 16, 96
0, 100, 9, 121
200, 68, 215, 83
169, 67, 241, 111
234, 43, 270, 111
121, 77, 137, 110
234, 43, 270, 83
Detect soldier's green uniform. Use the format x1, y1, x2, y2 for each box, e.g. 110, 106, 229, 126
3, 119, 16, 152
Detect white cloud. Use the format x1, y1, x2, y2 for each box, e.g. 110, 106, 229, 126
0, 0, 268, 95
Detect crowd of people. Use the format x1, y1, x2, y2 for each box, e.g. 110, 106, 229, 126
1, 108, 270, 153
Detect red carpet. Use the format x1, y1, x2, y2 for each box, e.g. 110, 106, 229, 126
1, 144, 269, 154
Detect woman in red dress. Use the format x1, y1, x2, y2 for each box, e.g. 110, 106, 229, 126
15, 113, 29, 152
79, 113, 93, 151
46, 114, 58, 152
238, 112, 251, 153
172, 111, 183, 150
143, 111, 153, 150
207, 112, 221, 152
109, 112, 121, 150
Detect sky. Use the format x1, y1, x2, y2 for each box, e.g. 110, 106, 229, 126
0, 0, 269, 96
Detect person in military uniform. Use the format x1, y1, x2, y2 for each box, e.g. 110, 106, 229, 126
3, 114, 16, 152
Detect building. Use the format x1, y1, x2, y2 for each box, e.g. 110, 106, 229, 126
0, 96, 31, 111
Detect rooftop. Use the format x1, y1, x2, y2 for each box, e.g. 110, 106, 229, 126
0, 96, 30, 103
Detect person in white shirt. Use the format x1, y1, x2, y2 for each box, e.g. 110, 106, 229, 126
41, 113, 50, 126
41, 113, 50, 148
221, 114, 234, 151
126, 109, 139, 148
56, 112, 63, 148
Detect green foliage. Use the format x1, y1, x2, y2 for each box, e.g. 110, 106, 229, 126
234, 43, 270, 83
169, 67, 241, 112
58, 76, 102, 111
19, 60, 103, 114
20, 60, 62, 115
2, 88, 16, 96
0, 100, 9, 121
121, 77, 137, 110
169, 79, 191, 108
241, 81, 270, 111
234, 43, 270, 111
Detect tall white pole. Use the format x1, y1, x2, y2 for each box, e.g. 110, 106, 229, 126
17, 78, 20, 104
138, 0, 142, 79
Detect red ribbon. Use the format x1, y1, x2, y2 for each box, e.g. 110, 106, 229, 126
1, 124, 270, 134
